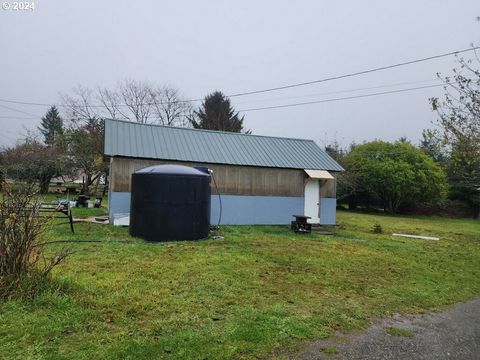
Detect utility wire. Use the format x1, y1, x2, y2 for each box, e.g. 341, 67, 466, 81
0, 115, 38, 120
238, 84, 443, 112
0, 78, 449, 111
0, 97, 200, 108
34, 239, 132, 247
0, 103, 41, 118
0, 83, 449, 118
0, 83, 453, 119
211, 171, 222, 227
234, 78, 445, 105
0, 46, 477, 108
228, 47, 479, 98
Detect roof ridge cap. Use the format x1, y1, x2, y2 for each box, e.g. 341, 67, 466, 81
105, 118, 315, 143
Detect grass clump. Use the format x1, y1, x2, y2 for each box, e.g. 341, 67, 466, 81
385, 326, 414, 337
371, 223, 384, 234
320, 346, 339, 354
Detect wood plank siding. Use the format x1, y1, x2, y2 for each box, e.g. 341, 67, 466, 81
319, 178, 336, 198
110, 156, 306, 197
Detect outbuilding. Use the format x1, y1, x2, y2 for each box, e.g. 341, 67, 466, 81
104, 119, 344, 225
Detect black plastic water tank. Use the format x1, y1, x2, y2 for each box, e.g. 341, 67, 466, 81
129, 165, 211, 241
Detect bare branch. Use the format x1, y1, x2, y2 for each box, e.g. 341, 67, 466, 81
150, 86, 193, 127
118, 79, 154, 123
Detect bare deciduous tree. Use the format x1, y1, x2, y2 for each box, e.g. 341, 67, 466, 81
150, 86, 192, 127
61, 85, 101, 125
59, 81, 192, 194
97, 87, 126, 120
118, 79, 154, 123
62, 80, 192, 126
429, 48, 480, 218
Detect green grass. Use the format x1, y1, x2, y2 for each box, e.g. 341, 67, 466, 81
0, 210, 479, 359
320, 346, 339, 354
385, 326, 414, 337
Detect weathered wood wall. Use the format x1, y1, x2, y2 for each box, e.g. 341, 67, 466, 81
319, 177, 336, 198
110, 156, 307, 197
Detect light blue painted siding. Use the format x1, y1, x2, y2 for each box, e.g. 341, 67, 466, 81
109, 192, 303, 225
109, 192, 131, 221
320, 198, 336, 225
210, 195, 304, 225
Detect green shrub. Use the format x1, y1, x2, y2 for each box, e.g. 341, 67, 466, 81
346, 141, 449, 213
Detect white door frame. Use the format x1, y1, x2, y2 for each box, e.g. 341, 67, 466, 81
304, 178, 320, 223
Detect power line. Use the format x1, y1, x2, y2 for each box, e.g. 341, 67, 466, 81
0, 115, 38, 120
0, 83, 450, 118
0, 99, 63, 107
0, 46, 476, 109
0, 104, 41, 118
0, 97, 198, 108
234, 78, 445, 105
0, 78, 448, 112
228, 47, 479, 98
238, 84, 443, 112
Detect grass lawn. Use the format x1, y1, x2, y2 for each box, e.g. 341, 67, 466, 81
0, 210, 479, 359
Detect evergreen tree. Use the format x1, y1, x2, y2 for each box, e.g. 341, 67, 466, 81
38, 106, 64, 146
189, 91, 250, 133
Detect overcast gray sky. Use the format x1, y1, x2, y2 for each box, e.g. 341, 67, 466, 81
0, 1, 479, 147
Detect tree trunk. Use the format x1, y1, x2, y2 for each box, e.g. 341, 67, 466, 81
80, 175, 86, 195
386, 199, 395, 214
348, 197, 357, 210
102, 173, 109, 196
84, 175, 91, 195
474, 205, 480, 220
93, 176, 100, 195
39, 175, 50, 194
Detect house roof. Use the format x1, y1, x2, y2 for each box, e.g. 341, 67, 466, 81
104, 119, 344, 171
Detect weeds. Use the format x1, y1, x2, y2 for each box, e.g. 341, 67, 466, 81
371, 223, 384, 234
0, 182, 70, 300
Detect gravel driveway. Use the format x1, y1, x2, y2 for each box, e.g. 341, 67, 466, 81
296, 297, 480, 360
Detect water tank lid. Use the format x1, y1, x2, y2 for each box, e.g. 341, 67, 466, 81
134, 164, 210, 176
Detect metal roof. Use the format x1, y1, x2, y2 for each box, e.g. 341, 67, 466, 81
104, 119, 344, 171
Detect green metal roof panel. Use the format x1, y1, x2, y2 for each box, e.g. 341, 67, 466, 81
104, 119, 344, 171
